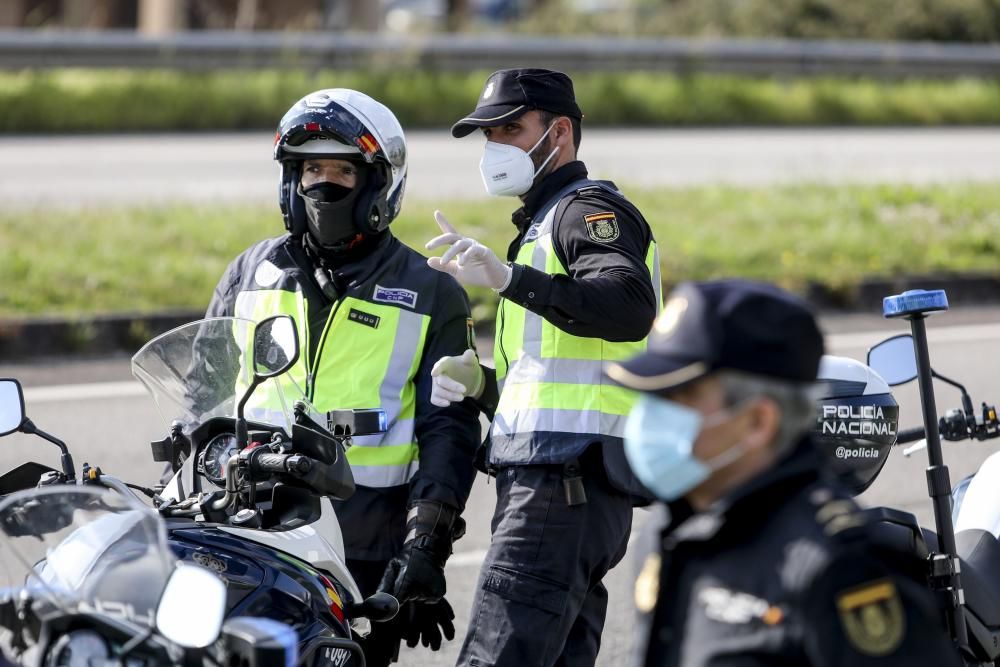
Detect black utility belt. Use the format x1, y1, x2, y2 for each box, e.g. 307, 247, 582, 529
488, 459, 589, 507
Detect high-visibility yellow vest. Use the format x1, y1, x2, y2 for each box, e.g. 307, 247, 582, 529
235, 287, 429, 488
491, 181, 662, 464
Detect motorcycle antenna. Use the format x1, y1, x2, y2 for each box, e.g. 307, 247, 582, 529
883, 289, 969, 650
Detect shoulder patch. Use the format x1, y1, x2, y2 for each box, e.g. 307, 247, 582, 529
373, 284, 418, 309
698, 586, 784, 626
634, 552, 661, 613
253, 259, 283, 288
583, 211, 620, 243
836, 579, 905, 656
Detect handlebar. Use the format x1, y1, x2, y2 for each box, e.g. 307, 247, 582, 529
250, 452, 312, 475
895, 400, 999, 452
897, 427, 926, 445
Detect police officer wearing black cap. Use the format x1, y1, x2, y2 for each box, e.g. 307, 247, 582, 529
605, 279, 961, 667
424, 69, 661, 665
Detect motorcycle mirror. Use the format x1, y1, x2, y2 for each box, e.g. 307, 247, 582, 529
252, 315, 300, 382
0, 378, 26, 437
156, 563, 228, 649
0, 378, 75, 479
347, 591, 399, 623
867, 334, 919, 386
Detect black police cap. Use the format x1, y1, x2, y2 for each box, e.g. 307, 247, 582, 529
451, 68, 583, 138
605, 279, 825, 393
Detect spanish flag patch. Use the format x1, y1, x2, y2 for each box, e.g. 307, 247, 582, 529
583, 212, 620, 243
836, 579, 905, 656
356, 133, 380, 158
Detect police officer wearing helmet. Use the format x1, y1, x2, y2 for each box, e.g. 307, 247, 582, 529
205, 89, 480, 664
605, 279, 961, 667
425, 69, 661, 665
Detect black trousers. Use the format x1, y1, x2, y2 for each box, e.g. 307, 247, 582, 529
457, 465, 633, 667
348, 559, 404, 667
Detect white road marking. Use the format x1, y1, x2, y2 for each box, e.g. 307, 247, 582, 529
449, 549, 489, 568
24, 380, 146, 403
20, 321, 999, 404
828, 321, 1000, 351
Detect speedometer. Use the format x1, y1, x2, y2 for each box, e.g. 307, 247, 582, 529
203, 433, 239, 486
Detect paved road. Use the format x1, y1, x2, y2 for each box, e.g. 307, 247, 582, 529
3, 128, 1000, 209
1, 309, 998, 664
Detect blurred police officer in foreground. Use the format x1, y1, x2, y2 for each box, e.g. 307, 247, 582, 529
424, 69, 661, 665
605, 279, 961, 667
206, 89, 479, 664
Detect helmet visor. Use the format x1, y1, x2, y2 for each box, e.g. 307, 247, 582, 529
275, 101, 385, 165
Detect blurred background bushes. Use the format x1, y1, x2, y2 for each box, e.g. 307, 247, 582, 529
4, 69, 1000, 133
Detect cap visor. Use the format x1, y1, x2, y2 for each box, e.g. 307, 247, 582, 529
450, 104, 529, 138
604, 357, 710, 393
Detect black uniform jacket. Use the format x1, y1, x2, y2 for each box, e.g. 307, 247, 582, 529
206, 232, 480, 561
631, 439, 961, 667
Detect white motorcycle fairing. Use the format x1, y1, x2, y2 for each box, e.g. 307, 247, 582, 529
954, 450, 1000, 538
160, 461, 367, 635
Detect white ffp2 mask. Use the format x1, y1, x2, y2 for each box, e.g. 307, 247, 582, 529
478, 123, 560, 197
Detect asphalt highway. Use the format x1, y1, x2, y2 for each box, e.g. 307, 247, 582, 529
2, 309, 998, 665
4, 128, 1000, 209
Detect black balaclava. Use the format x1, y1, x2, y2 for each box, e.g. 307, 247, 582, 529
298, 163, 383, 265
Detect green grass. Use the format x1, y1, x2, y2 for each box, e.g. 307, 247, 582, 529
3, 183, 999, 321
4, 69, 1000, 133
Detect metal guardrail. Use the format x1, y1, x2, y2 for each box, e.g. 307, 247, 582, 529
2, 30, 1000, 77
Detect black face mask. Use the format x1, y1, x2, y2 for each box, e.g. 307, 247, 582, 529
298, 177, 364, 248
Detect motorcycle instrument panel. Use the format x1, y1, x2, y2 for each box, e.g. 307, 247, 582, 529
201, 433, 239, 486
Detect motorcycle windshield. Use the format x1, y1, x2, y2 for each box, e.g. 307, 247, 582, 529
130, 317, 304, 434
0, 487, 174, 625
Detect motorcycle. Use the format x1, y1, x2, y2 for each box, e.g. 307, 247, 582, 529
861, 289, 1000, 666
0, 478, 299, 665
0, 314, 398, 667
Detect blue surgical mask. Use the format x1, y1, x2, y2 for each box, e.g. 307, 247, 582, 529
624, 394, 745, 501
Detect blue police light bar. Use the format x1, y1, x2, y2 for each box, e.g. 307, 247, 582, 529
883, 289, 949, 318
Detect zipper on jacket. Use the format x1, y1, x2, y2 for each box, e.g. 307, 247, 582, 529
307, 297, 344, 401
497, 297, 509, 377
302, 296, 313, 397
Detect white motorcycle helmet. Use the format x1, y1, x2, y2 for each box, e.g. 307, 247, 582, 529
814, 355, 899, 495
274, 88, 407, 238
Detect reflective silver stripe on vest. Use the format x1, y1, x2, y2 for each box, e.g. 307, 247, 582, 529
347, 308, 424, 487
492, 408, 628, 440
501, 356, 606, 386
650, 245, 663, 313
352, 418, 416, 449
235, 291, 253, 320
347, 464, 417, 489
520, 203, 558, 360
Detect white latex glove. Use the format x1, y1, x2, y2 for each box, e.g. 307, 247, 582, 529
426, 211, 513, 291
430, 349, 485, 407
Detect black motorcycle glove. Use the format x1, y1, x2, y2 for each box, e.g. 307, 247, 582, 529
400, 599, 456, 651
377, 500, 465, 604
